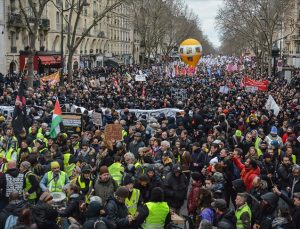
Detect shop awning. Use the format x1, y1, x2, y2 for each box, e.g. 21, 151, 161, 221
39, 56, 61, 65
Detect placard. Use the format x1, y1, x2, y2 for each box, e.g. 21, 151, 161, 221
135, 74, 146, 81
62, 113, 82, 135
92, 112, 102, 126
104, 124, 123, 141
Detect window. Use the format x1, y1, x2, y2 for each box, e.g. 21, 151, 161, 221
10, 31, 17, 53
296, 42, 300, 53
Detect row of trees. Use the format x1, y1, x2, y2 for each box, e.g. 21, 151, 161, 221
18, 0, 214, 87
134, 0, 215, 65
216, 0, 295, 75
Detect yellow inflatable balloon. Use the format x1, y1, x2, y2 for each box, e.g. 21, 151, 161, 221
179, 38, 202, 67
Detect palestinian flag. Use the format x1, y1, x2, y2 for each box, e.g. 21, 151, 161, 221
12, 80, 27, 135
50, 99, 62, 138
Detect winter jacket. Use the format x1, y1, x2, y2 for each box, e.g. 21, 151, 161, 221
163, 171, 188, 210
216, 208, 237, 229
94, 177, 118, 204
106, 196, 130, 229
187, 181, 201, 215
31, 203, 59, 229
232, 157, 260, 191
128, 140, 145, 158
277, 164, 292, 190
0, 200, 27, 229
59, 193, 84, 223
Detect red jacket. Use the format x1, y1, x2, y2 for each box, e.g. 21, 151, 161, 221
232, 157, 260, 191
187, 181, 202, 215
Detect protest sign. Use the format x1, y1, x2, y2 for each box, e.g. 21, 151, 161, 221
265, 95, 280, 116
92, 112, 102, 126
104, 124, 123, 141
219, 86, 229, 94
135, 74, 146, 81
61, 113, 82, 135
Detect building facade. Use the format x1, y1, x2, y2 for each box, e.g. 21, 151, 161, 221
1, 0, 140, 75
278, 0, 300, 67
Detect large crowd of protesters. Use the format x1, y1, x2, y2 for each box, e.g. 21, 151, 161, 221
0, 55, 300, 229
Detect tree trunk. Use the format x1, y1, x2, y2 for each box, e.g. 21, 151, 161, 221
27, 33, 36, 88
67, 52, 73, 83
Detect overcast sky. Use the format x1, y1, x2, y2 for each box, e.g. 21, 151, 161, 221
185, 0, 224, 48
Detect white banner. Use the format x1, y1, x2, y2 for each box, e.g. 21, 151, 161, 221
265, 95, 280, 116
127, 108, 183, 119
135, 74, 146, 81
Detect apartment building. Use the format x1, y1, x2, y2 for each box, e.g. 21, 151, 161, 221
1, 0, 140, 75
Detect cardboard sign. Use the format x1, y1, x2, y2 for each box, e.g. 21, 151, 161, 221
92, 112, 102, 126
62, 113, 82, 135
104, 124, 122, 141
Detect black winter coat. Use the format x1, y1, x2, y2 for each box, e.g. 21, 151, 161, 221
59, 193, 84, 223
216, 208, 237, 229
0, 200, 27, 229
106, 197, 130, 229
163, 172, 188, 209
31, 202, 59, 229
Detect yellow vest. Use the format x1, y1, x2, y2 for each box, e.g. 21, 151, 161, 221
108, 162, 124, 185
125, 188, 140, 216
63, 153, 76, 178
25, 171, 37, 200
77, 176, 93, 203
47, 171, 66, 192
143, 202, 169, 229
236, 203, 252, 229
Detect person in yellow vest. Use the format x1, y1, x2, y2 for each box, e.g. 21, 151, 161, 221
63, 150, 76, 178
70, 134, 81, 152
0, 127, 18, 151
0, 153, 7, 172
18, 140, 32, 165
108, 155, 124, 185
74, 164, 94, 204
39, 161, 70, 193
123, 174, 142, 217
235, 192, 252, 229
134, 187, 171, 229
20, 161, 40, 204
1, 139, 18, 161
34, 139, 48, 155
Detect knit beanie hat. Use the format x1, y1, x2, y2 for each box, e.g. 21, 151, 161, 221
199, 219, 212, 229
150, 187, 164, 202
99, 166, 109, 175
51, 161, 60, 169
20, 161, 31, 170
122, 174, 134, 186
115, 187, 129, 198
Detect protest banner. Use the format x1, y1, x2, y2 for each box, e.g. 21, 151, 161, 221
40, 72, 60, 85
244, 77, 268, 91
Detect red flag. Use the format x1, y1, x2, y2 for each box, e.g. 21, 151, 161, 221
244, 77, 269, 91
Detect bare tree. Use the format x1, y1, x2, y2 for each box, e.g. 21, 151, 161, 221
51, 0, 134, 83
216, 0, 295, 76
18, 0, 52, 88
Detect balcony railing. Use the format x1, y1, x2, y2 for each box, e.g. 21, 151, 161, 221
40, 19, 50, 30
7, 13, 24, 28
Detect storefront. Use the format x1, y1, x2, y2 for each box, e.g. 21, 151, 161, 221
19, 51, 62, 74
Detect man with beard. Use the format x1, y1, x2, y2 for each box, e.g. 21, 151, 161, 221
277, 157, 292, 193
128, 132, 145, 158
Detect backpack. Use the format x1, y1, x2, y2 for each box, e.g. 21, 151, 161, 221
5, 215, 18, 229
94, 217, 108, 229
